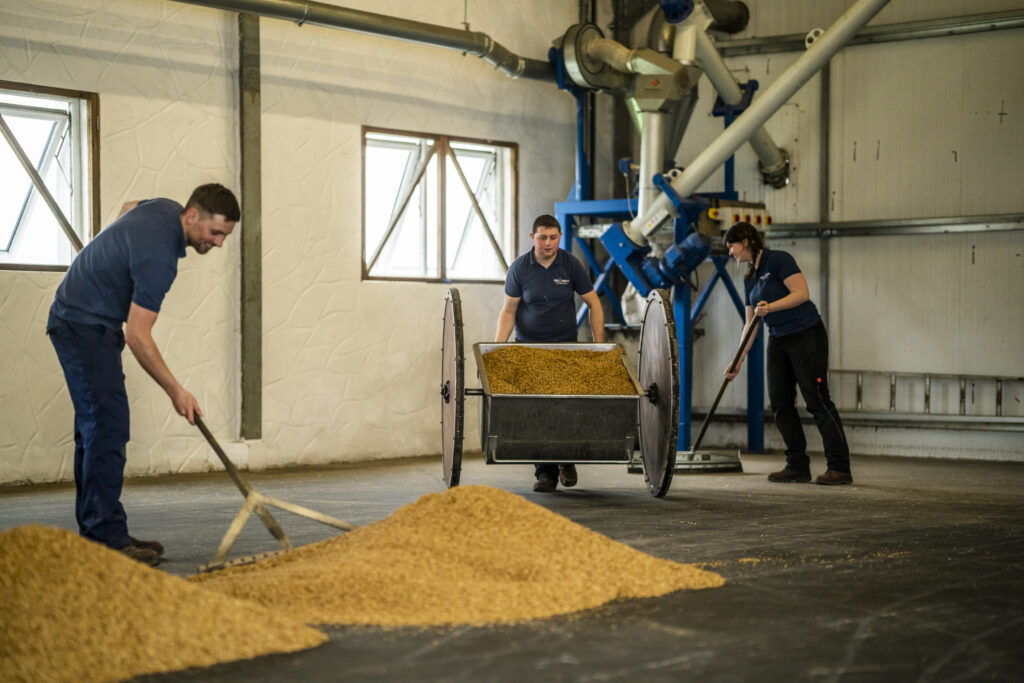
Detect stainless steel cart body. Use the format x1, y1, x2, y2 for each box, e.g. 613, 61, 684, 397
474, 342, 642, 465
441, 288, 679, 497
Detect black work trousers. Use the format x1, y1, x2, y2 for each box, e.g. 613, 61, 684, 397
767, 320, 851, 474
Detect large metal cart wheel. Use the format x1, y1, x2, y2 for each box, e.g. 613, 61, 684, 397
638, 288, 680, 498
440, 288, 465, 488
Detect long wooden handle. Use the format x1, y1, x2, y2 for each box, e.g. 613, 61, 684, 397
690, 317, 762, 453
195, 415, 251, 496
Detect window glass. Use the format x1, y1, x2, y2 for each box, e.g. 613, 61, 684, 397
0, 86, 92, 268
363, 129, 516, 282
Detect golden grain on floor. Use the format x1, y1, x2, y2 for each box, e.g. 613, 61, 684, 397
0, 525, 325, 683
481, 345, 637, 395
1, 486, 725, 680
191, 485, 724, 627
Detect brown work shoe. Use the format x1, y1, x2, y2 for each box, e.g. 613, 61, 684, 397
120, 544, 161, 567
768, 468, 812, 483
129, 536, 165, 556
816, 469, 853, 486
533, 474, 558, 493
558, 464, 578, 488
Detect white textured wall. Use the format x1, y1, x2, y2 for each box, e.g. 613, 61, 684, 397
253, 0, 576, 468
0, 0, 579, 484
0, 0, 241, 484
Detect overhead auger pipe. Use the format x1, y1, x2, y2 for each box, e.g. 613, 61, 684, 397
172, 0, 558, 82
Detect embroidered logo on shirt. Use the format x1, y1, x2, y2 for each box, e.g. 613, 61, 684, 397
553, 278, 570, 285
760, 272, 771, 281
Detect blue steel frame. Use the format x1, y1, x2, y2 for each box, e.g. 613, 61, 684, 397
549, 47, 765, 453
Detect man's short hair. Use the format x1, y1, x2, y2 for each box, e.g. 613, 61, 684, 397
531, 214, 561, 234
184, 183, 240, 222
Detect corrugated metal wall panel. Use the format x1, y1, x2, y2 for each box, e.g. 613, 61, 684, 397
831, 40, 963, 220
959, 29, 1024, 215
830, 29, 1024, 221
831, 229, 1024, 377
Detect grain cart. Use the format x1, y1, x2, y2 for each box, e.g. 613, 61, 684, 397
441, 287, 679, 497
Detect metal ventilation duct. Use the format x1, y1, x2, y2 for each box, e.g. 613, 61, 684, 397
172, 0, 557, 82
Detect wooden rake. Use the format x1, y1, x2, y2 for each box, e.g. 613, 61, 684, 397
194, 416, 356, 572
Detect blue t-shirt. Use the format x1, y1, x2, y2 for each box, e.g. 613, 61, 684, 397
504, 248, 594, 342
50, 198, 186, 330
744, 248, 820, 337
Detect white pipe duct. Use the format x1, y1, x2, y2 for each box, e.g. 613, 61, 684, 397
638, 112, 666, 217
588, 38, 640, 74
589, 38, 680, 76
625, 0, 892, 244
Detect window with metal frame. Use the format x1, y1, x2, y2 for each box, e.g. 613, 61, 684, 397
362, 127, 517, 282
0, 82, 97, 270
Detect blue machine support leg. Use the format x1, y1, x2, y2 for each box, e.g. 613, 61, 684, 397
674, 281, 693, 451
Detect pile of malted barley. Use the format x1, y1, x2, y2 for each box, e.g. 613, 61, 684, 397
1, 487, 724, 680
0, 525, 325, 683
481, 345, 638, 395
192, 485, 724, 627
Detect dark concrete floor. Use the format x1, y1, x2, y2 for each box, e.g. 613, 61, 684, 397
2, 452, 1023, 682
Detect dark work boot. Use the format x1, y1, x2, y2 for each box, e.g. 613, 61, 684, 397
558, 465, 578, 488
119, 544, 161, 567
533, 474, 558, 493
768, 468, 812, 483
129, 536, 165, 556
816, 469, 853, 486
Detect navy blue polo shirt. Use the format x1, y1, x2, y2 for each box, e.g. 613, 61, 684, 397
745, 248, 820, 337
505, 248, 593, 342
51, 198, 186, 330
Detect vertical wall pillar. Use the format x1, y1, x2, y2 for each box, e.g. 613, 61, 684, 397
819, 63, 831, 326
239, 13, 262, 439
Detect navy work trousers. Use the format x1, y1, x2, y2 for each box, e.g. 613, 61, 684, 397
767, 320, 851, 474
47, 312, 131, 549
